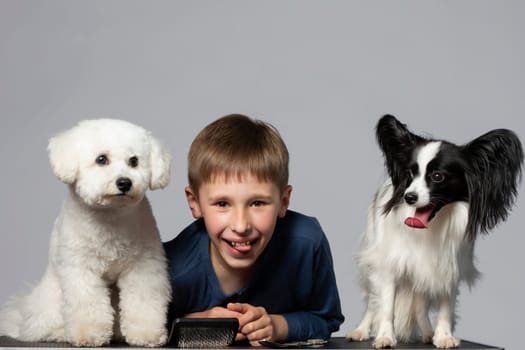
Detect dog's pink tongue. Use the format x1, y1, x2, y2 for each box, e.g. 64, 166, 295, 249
404, 207, 432, 229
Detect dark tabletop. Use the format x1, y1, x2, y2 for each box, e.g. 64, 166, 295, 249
0, 336, 503, 350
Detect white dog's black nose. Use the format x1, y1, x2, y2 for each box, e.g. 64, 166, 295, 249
116, 177, 132, 193
404, 192, 418, 205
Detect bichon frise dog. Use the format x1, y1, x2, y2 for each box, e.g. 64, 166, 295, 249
0, 119, 172, 347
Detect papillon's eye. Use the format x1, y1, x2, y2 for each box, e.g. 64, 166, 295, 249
95, 154, 109, 165
128, 156, 139, 168
431, 171, 445, 183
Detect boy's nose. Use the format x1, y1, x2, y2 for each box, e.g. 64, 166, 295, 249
230, 208, 251, 234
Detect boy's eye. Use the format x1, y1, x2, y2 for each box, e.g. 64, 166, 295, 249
215, 201, 228, 208
251, 200, 265, 207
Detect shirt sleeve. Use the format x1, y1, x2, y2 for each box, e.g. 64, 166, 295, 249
282, 233, 344, 341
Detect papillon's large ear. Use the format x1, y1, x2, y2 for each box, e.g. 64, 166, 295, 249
463, 129, 523, 239
149, 135, 171, 190
376, 115, 425, 188
48, 127, 79, 184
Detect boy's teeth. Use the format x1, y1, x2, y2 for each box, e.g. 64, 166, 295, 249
230, 241, 251, 247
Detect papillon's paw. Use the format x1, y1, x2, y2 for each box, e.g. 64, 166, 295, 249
346, 328, 370, 341
373, 336, 397, 348
433, 334, 460, 349
421, 333, 434, 344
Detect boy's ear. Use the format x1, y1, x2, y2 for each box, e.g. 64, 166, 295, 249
278, 185, 292, 218
185, 186, 202, 218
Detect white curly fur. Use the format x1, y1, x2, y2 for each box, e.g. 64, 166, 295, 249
0, 119, 172, 347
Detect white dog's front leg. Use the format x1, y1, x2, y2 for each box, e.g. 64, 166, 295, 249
372, 277, 396, 349
61, 269, 114, 346
117, 257, 171, 347
433, 295, 460, 349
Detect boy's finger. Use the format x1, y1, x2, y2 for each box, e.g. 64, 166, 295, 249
235, 332, 247, 342
245, 326, 273, 346
240, 312, 272, 336
208, 306, 243, 318
226, 302, 244, 313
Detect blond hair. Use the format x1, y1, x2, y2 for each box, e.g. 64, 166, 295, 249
188, 114, 289, 195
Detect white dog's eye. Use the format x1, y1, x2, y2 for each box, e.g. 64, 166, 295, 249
95, 154, 109, 166
129, 156, 139, 168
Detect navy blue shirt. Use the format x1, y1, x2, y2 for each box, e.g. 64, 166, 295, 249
163, 210, 344, 341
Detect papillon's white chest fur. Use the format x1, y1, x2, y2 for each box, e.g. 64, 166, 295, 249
347, 115, 522, 349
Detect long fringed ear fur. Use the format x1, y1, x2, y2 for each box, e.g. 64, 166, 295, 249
149, 135, 171, 190
463, 129, 523, 240
376, 115, 426, 213
48, 127, 79, 184
376, 115, 426, 188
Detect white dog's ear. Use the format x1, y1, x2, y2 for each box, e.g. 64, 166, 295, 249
48, 128, 79, 184
149, 135, 171, 190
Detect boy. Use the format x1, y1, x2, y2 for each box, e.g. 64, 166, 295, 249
164, 114, 344, 345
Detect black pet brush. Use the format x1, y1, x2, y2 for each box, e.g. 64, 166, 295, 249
168, 318, 239, 348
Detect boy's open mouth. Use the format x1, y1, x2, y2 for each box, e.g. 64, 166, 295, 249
225, 239, 258, 252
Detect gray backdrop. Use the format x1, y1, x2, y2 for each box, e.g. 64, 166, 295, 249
1, 1, 523, 349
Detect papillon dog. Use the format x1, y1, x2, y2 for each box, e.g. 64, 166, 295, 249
346, 115, 523, 348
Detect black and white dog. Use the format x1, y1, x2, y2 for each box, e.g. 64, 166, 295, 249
347, 115, 523, 348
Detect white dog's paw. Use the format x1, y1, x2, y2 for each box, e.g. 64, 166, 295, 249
433, 334, 460, 349
124, 325, 167, 347
346, 328, 370, 341
66, 319, 113, 347
373, 336, 397, 348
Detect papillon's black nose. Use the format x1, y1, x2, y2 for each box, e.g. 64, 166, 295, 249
404, 192, 418, 205
116, 177, 132, 193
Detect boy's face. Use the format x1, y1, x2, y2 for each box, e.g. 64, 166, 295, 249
186, 173, 291, 273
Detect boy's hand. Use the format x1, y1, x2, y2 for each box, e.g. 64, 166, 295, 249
227, 303, 288, 346
185, 306, 242, 319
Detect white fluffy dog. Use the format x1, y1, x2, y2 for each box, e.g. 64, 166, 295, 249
0, 119, 172, 347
